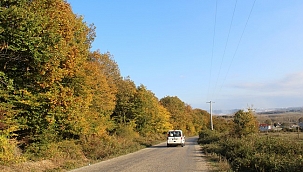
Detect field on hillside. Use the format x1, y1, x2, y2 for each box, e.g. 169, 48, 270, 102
256, 111, 303, 124
199, 130, 303, 172
200, 110, 303, 172
260, 132, 303, 142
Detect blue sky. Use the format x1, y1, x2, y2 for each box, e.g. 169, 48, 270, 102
67, 0, 303, 112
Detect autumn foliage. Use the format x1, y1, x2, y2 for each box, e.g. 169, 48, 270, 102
0, 0, 209, 169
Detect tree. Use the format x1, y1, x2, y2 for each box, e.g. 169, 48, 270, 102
112, 77, 137, 124
192, 108, 209, 131
75, 51, 118, 137
213, 116, 234, 133
0, 0, 98, 142
160, 96, 187, 131
156, 104, 173, 134
133, 85, 172, 136
0, 72, 19, 136
232, 109, 258, 137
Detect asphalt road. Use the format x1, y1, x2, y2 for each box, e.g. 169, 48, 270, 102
69, 136, 210, 172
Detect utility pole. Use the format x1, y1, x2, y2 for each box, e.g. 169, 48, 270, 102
206, 101, 215, 130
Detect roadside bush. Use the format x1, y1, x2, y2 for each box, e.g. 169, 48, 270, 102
219, 136, 258, 171
24, 140, 84, 161
81, 135, 118, 160
115, 124, 140, 140
0, 135, 25, 165
202, 143, 223, 155
81, 133, 147, 160
200, 133, 303, 172
198, 129, 223, 144
134, 132, 166, 147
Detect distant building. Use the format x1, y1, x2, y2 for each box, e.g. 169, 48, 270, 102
280, 122, 298, 129
259, 124, 271, 131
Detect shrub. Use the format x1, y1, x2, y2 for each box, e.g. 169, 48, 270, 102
115, 124, 140, 140
200, 133, 303, 172
198, 129, 222, 144
24, 140, 84, 162
80, 133, 148, 161
0, 135, 25, 165
81, 135, 118, 160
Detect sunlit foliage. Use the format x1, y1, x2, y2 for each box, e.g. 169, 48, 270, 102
133, 85, 172, 136
232, 109, 258, 137
0, 0, 209, 168
159, 96, 206, 135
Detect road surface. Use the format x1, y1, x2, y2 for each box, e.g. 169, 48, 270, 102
70, 136, 210, 172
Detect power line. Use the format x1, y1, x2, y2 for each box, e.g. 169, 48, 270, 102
218, 0, 257, 100
207, 0, 218, 101
213, 0, 238, 100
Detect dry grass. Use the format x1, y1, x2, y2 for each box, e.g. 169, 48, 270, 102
1, 160, 59, 172
203, 152, 232, 172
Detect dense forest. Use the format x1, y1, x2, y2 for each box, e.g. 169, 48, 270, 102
0, 0, 210, 168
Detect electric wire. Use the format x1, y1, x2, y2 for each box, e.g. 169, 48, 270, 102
207, 0, 218, 102
212, 0, 238, 100
217, 0, 257, 100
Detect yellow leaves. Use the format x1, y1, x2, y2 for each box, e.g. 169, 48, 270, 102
0, 135, 25, 164
156, 104, 173, 133
0, 42, 8, 51
83, 52, 117, 113
48, 86, 74, 109
45, 115, 55, 124
2, 0, 117, 141
233, 110, 258, 137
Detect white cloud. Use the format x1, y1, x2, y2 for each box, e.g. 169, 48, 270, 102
232, 71, 303, 97
279, 72, 303, 90
215, 71, 303, 109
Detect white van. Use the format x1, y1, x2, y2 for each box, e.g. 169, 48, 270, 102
167, 130, 185, 147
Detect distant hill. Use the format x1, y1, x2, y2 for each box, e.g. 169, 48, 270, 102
213, 109, 240, 115
213, 107, 303, 115
256, 107, 303, 115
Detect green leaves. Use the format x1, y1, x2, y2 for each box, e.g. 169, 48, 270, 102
1, 1, 209, 165
160, 96, 187, 130
0, 72, 19, 136
233, 109, 258, 137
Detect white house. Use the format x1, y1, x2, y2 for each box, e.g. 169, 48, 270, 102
259, 124, 271, 132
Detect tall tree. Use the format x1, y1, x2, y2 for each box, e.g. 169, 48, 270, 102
213, 116, 234, 133
160, 96, 187, 131
112, 77, 137, 124
0, 0, 95, 142
133, 85, 172, 136
192, 108, 209, 131
81, 51, 118, 136
233, 109, 258, 137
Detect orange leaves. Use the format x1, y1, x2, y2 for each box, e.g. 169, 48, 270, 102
85, 51, 118, 112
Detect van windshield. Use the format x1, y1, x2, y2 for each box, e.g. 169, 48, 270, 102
168, 131, 181, 137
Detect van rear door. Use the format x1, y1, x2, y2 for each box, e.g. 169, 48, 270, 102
167, 130, 184, 147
